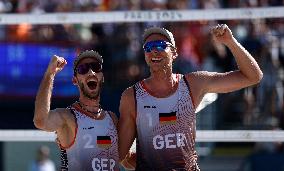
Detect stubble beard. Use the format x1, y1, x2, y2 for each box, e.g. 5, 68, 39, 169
79, 81, 103, 100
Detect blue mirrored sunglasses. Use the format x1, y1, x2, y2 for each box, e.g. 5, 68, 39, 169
143, 40, 173, 53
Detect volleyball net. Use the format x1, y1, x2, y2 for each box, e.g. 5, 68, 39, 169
0, 130, 284, 142
1, 7, 284, 145
0, 7, 283, 24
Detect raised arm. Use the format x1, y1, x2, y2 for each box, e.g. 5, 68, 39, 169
118, 87, 137, 168
216, 24, 262, 81
33, 55, 67, 132
186, 24, 263, 108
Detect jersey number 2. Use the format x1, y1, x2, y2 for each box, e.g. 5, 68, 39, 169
83, 134, 95, 149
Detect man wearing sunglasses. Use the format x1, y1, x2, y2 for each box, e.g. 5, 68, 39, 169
34, 50, 130, 171
118, 25, 263, 171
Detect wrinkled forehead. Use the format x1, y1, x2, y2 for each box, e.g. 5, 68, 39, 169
144, 33, 170, 44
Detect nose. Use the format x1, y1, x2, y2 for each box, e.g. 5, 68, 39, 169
151, 47, 159, 53
87, 68, 97, 76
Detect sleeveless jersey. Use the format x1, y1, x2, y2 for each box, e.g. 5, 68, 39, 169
134, 74, 200, 171
60, 104, 119, 171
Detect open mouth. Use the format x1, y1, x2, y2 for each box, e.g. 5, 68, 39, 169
87, 80, 97, 90
151, 57, 163, 63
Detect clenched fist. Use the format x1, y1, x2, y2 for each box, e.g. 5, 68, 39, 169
46, 55, 67, 76
211, 24, 234, 45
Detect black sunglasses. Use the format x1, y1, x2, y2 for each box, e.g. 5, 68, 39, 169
76, 62, 102, 75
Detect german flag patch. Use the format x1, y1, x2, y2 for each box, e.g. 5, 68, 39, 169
159, 112, 177, 124
97, 136, 111, 148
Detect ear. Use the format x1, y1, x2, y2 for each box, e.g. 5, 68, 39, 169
72, 76, 78, 85
171, 48, 178, 60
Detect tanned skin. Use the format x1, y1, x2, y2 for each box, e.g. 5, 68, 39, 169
34, 56, 104, 148
118, 24, 263, 164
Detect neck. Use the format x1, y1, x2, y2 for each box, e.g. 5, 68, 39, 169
149, 69, 177, 88
143, 72, 179, 98
78, 97, 101, 113
79, 96, 100, 105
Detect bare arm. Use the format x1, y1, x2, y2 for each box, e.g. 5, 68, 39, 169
118, 87, 136, 167
33, 56, 67, 132
186, 24, 263, 108
109, 110, 138, 169
186, 24, 263, 106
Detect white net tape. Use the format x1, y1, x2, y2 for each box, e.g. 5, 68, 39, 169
1, 7, 283, 144
1, 130, 284, 142
0, 7, 284, 25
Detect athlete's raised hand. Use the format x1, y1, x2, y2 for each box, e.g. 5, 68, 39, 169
211, 24, 234, 46
46, 55, 67, 76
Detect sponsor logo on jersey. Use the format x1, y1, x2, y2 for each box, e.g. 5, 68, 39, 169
97, 136, 111, 148
83, 126, 94, 130
159, 111, 177, 124
144, 105, 156, 108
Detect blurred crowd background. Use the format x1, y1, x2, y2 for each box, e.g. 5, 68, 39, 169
0, 0, 284, 170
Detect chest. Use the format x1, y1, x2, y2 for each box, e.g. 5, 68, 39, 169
72, 113, 116, 148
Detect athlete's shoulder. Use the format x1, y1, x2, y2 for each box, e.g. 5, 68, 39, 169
121, 86, 135, 99
120, 85, 136, 116
186, 71, 217, 78
185, 71, 220, 86
123, 78, 147, 95
51, 107, 75, 121
51, 108, 70, 116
